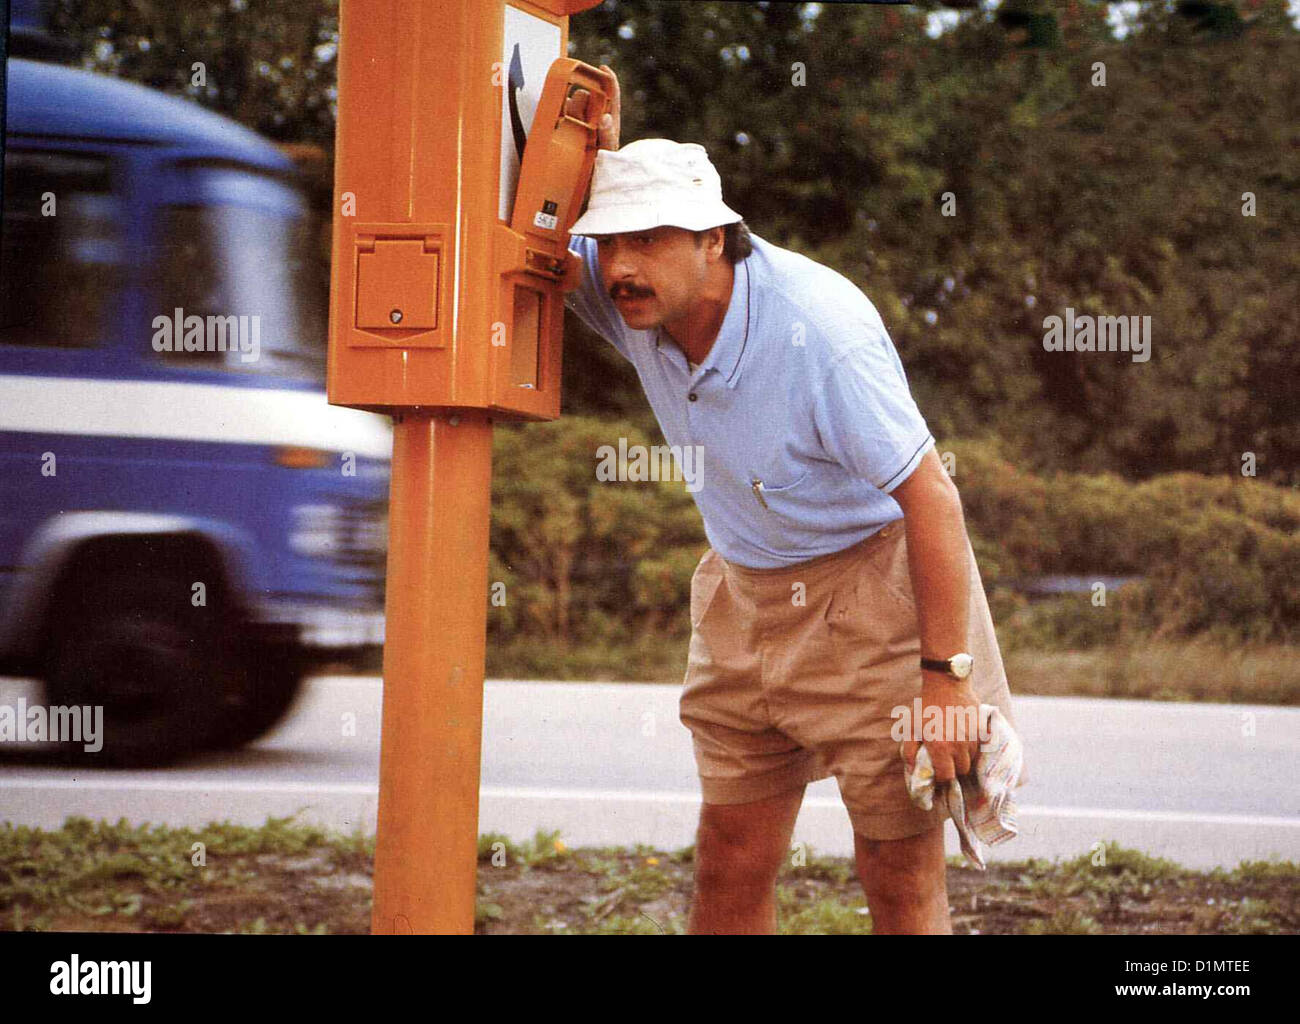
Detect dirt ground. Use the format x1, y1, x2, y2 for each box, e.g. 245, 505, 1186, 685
472, 845, 1299, 935
4, 823, 1295, 935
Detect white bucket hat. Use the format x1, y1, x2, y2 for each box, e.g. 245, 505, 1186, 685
568, 138, 742, 236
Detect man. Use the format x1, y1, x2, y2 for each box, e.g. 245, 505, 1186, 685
561, 72, 1021, 935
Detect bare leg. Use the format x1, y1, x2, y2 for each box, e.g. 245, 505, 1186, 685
854, 825, 952, 934
686, 785, 806, 935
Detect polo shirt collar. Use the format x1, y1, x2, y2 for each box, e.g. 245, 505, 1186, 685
655, 256, 752, 389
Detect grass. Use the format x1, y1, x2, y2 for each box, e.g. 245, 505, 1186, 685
0, 815, 374, 934
1002, 639, 1300, 704
2, 817, 1296, 935
484, 635, 690, 683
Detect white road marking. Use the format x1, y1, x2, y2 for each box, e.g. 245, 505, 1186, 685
3, 777, 1295, 831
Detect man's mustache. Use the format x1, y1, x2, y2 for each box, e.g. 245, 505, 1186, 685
611, 284, 653, 299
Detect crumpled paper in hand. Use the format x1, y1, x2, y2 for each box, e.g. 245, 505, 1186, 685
902, 703, 1022, 870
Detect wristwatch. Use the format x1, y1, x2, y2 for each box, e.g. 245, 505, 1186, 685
920, 652, 974, 680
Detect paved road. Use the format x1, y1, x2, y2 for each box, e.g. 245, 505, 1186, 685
2, 675, 1297, 869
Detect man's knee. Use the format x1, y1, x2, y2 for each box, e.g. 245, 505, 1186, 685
854, 826, 946, 891
693, 789, 803, 891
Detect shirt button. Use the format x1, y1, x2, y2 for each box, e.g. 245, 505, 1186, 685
688, 393, 698, 402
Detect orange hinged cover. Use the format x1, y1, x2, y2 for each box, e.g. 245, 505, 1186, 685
355, 242, 439, 331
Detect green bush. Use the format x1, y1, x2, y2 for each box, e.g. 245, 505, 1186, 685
488, 417, 706, 649
950, 439, 1300, 643
485, 430, 1299, 653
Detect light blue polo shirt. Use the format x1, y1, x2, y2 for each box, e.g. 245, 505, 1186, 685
563, 230, 935, 569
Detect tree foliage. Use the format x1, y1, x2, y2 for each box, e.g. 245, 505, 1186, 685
566, 0, 1300, 483
46, 0, 1300, 482
38, 0, 1300, 649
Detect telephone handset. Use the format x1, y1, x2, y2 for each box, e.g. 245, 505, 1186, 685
489, 59, 613, 409
499, 58, 614, 286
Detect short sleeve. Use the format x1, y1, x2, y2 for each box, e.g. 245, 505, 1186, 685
562, 234, 633, 362
811, 329, 935, 493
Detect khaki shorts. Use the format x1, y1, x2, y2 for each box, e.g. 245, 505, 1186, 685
679, 519, 1021, 841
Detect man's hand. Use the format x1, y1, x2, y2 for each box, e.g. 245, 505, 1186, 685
563, 63, 620, 151
902, 675, 981, 784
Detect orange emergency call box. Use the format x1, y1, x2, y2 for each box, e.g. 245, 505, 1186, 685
327, 0, 612, 421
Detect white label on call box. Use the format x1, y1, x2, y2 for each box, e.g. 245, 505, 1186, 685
499, 6, 562, 223
532, 198, 559, 231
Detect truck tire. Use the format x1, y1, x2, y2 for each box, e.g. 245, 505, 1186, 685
213, 641, 306, 749
44, 571, 238, 766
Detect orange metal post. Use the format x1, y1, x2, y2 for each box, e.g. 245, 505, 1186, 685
371, 409, 493, 934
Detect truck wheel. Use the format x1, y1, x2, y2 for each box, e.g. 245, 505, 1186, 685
214, 643, 306, 749
44, 572, 234, 767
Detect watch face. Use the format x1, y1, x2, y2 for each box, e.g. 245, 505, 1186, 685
951, 653, 974, 679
